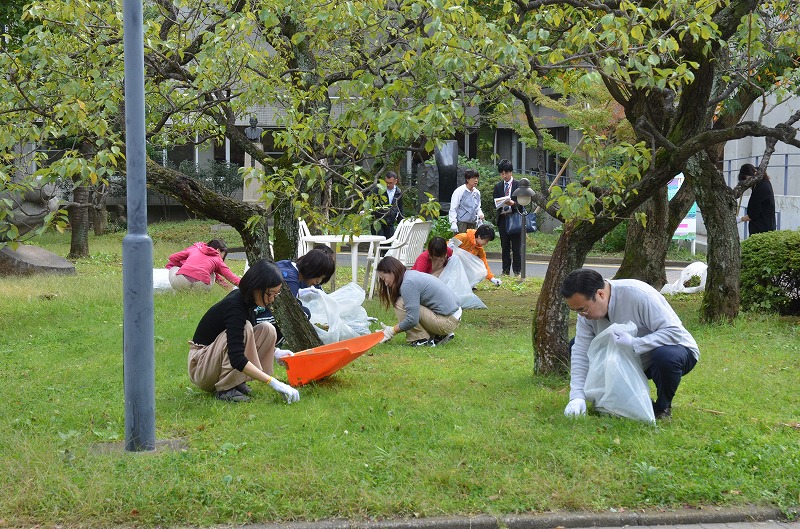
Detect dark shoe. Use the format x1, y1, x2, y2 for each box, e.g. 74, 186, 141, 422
432, 333, 455, 346
655, 407, 672, 420
234, 382, 252, 396
408, 338, 434, 347
501, 271, 510, 276
216, 388, 250, 403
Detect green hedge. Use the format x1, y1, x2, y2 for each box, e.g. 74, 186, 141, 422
740, 229, 800, 315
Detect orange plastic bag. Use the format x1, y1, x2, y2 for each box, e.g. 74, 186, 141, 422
282, 331, 384, 386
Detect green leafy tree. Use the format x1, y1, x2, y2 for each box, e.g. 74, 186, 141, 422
0, 0, 476, 349
441, 0, 800, 373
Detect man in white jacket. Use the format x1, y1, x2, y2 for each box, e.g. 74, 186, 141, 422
560, 268, 699, 420
448, 169, 484, 233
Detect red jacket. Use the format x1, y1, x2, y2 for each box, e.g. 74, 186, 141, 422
411, 247, 453, 274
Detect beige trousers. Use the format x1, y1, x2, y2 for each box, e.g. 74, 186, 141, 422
188, 321, 277, 393
394, 299, 460, 342
169, 267, 212, 291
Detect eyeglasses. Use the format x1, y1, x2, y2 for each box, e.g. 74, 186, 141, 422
264, 289, 281, 299
569, 294, 596, 316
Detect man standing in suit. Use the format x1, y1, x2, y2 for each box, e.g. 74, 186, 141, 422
371, 171, 404, 238
492, 159, 522, 276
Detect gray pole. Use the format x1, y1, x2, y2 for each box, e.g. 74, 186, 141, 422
122, 0, 155, 452
519, 208, 528, 280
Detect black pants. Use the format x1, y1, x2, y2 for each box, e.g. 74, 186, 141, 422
498, 214, 522, 274
372, 220, 396, 239
569, 339, 697, 413
644, 344, 697, 413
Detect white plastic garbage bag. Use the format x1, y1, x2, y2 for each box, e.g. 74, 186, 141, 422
153, 268, 172, 292
298, 282, 371, 344
447, 241, 487, 288
660, 261, 708, 295
584, 322, 656, 424
438, 247, 487, 309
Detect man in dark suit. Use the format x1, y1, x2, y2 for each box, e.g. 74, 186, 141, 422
492, 159, 522, 276
371, 171, 404, 238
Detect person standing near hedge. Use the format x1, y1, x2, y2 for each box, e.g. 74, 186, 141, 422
449, 169, 484, 233
492, 159, 522, 276
737, 163, 776, 235
370, 171, 404, 239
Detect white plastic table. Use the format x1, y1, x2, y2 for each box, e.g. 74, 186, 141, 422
300, 234, 385, 287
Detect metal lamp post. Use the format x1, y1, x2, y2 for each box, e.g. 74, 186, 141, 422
512, 178, 535, 280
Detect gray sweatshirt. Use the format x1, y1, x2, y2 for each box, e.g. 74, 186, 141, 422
569, 278, 700, 401
398, 270, 461, 331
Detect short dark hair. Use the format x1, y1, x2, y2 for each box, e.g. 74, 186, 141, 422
311, 244, 336, 284
296, 248, 336, 284
475, 224, 495, 241
559, 268, 605, 298
464, 169, 479, 182
497, 159, 513, 174
738, 163, 757, 182
376, 255, 406, 308
385, 171, 398, 181
238, 259, 282, 307
206, 239, 228, 255
427, 236, 448, 258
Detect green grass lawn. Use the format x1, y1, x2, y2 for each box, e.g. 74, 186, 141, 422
0, 221, 795, 528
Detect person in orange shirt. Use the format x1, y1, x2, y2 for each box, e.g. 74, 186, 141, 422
452, 225, 501, 286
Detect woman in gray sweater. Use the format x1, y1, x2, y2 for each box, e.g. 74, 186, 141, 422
376, 256, 462, 347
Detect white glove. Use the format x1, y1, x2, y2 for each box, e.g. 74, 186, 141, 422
296, 287, 319, 298
611, 330, 634, 348
564, 398, 587, 417
736, 216, 745, 223
490, 277, 502, 286
450, 222, 458, 232
274, 347, 294, 367
380, 322, 396, 343
268, 377, 300, 403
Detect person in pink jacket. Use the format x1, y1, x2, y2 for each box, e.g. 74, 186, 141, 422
166, 239, 241, 291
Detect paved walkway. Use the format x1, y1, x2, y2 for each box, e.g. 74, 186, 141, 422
229, 250, 696, 284
232, 507, 797, 529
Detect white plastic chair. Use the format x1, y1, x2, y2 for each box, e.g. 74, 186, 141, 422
362, 218, 415, 294
365, 219, 432, 299
297, 218, 312, 256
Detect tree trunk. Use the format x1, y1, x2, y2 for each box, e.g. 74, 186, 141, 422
615, 176, 697, 289
67, 184, 90, 259
146, 159, 322, 350
272, 201, 298, 261
89, 183, 109, 235
271, 291, 323, 351
533, 220, 610, 375
90, 203, 108, 235
687, 152, 740, 322
615, 188, 670, 287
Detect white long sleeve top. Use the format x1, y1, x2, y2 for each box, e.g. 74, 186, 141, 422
569, 278, 700, 401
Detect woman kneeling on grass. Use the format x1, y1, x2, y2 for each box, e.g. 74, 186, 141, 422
376, 256, 462, 347
188, 259, 300, 404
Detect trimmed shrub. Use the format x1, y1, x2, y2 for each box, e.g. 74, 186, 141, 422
740, 230, 800, 315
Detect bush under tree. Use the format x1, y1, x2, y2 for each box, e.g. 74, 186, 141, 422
740, 230, 800, 315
